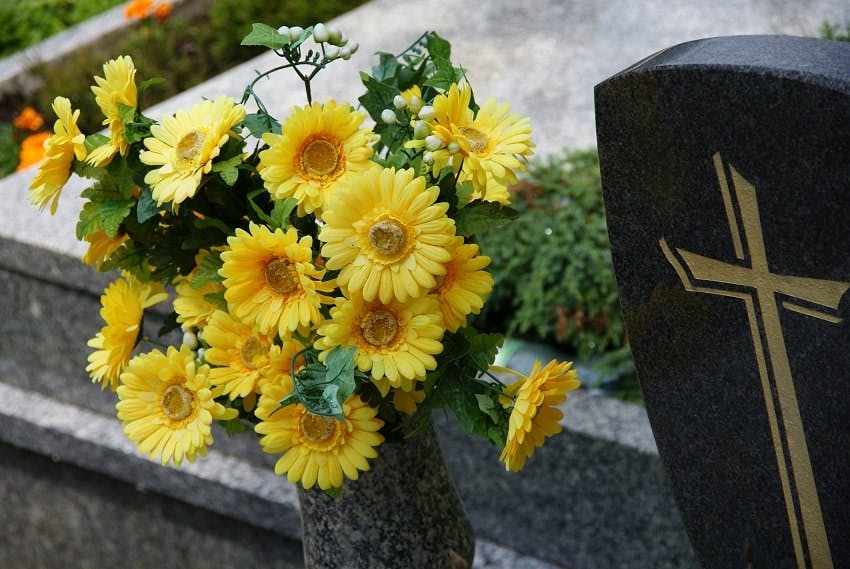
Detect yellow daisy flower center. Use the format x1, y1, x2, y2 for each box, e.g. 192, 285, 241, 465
176, 130, 206, 162
265, 258, 299, 294
299, 137, 341, 178
361, 309, 399, 346
160, 384, 195, 422
240, 335, 265, 369
460, 126, 488, 153
300, 412, 338, 444
368, 219, 406, 257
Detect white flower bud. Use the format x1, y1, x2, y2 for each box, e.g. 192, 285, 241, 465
422, 151, 434, 164
277, 25, 290, 36
328, 26, 343, 45
183, 331, 198, 350
393, 95, 407, 110
340, 45, 352, 60
312, 23, 329, 43
413, 120, 430, 139
381, 109, 398, 124
338, 33, 349, 46
325, 45, 340, 60
447, 141, 461, 155
289, 26, 304, 41
196, 348, 205, 362
418, 105, 435, 121
425, 135, 443, 151
407, 96, 423, 114
347, 41, 359, 55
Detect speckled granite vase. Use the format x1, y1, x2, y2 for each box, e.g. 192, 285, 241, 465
297, 420, 474, 569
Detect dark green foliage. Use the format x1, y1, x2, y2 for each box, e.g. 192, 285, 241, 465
0, 0, 124, 58
820, 21, 850, 41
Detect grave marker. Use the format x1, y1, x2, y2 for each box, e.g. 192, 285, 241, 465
595, 35, 850, 568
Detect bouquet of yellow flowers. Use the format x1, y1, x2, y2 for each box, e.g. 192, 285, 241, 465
28, 22, 580, 494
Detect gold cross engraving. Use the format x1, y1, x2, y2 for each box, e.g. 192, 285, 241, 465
659, 153, 848, 569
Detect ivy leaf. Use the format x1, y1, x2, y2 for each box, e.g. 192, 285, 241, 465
243, 111, 281, 137
426, 32, 452, 60
241, 23, 289, 50
291, 346, 358, 418
453, 200, 518, 237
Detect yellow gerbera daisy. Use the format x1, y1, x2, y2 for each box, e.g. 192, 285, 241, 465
257, 99, 378, 215
220, 222, 333, 338
173, 275, 224, 329
315, 294, 445, 391
423, 83, 534, 193
255, 381, 384, 490
319, 167, 456, 304
432, 236, 494, 332
81, 230, 129, 269
499, 359, 581, 472
203, 310, 274, 400
28, 97, 87, 214
116, 345, 237, 466
140, 96, 246, 206
86, 274, 168, 390
87, 55, 138, 166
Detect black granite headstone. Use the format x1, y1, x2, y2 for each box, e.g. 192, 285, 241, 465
595, 36, 850, 569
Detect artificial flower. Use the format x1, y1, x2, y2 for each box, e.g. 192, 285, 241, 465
116, 345, 237, 466
499, 359, 581, 472
173, 276, 224, 329
220, 222, 333, 338
28, 97, 87, 214
81, 230, 129, 269
255, 381, 384, 490
258, 99, 377, 215
432, 236, 494, 332
87, 55, 138, 166
315, 293, 444, 390
319, 167, 456, 304
204, 310, 274, 401
140, 96, 246, 206
86, 274, 168, 390
417, 82, 534, 193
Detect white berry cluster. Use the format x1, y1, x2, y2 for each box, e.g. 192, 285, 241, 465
278, 23, 360, 61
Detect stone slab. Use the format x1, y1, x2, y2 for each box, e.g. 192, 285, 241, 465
596, 35, 850, 568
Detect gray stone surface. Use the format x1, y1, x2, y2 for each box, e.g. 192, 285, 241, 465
596, 35, 850, 568
299, 422, 474, 569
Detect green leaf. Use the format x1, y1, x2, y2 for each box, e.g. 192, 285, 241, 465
291, 347, 358, 418
270, 198, 298, 229
426, 33, 452, 60
117, 102, 136, 126
76, 195, 134, 239
139, 77, 165, 93
453, 200, 518, 237
456, 180, 475, 208
219, 167, 238, 186
220, 417, 249, 436
136, 187, 159, 223
241, 23, 289, 50
203, 291, 228, 311
84, 133, 109, 154
192, 250, 225, 289
243, 112, 281, 137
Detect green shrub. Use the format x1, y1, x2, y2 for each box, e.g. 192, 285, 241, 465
475, 149, 638, 397
0, 0, 124, 58
820, 21, 850, 41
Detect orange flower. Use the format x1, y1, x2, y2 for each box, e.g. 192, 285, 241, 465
13, 107, 44, 132
124, 0, 152, 19
153, 2, 172, 22
16, 132, 51, 171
